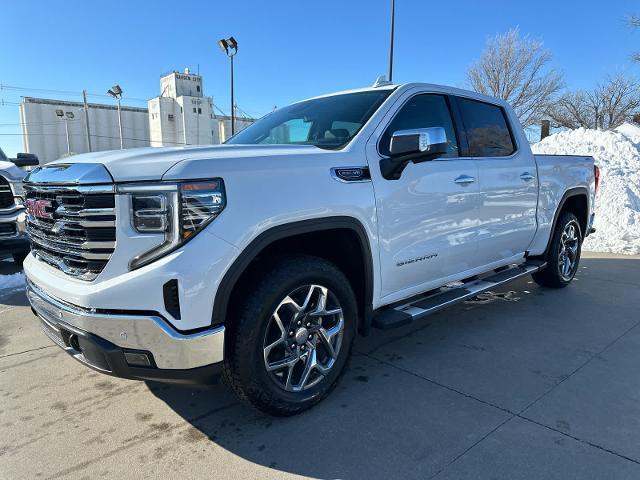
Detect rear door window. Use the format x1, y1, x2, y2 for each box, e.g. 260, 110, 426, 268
456, 98, 515, 157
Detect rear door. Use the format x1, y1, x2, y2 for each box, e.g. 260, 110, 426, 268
453, 97, 537, 266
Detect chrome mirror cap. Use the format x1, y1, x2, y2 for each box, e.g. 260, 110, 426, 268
390, 127, 447, 156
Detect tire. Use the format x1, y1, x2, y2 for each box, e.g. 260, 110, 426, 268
532, 212, 582, 288
12, 251, 28, 265
223, 254, 357, 416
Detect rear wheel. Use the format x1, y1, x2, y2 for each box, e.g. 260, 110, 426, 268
532, 212, 582, 288
223, 255, 357, 416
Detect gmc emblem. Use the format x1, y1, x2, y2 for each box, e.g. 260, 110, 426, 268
25, 199, 53, 220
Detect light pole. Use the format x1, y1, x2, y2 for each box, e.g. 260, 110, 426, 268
107, 84, 124, 149
55, 109, 74, 155
388, 0, 395, 82
218, 36, 238, 137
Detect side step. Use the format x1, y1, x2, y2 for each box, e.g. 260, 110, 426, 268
372, 260, 546, 330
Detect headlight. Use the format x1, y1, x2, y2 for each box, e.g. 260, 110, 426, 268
9, 180, 25, 204
119, 179, 226, 270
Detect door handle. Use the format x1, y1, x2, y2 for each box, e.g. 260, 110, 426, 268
520, 172, 535, 182
454, 175, 475, 185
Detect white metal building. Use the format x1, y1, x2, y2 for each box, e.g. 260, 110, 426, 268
20, 98, 149, 163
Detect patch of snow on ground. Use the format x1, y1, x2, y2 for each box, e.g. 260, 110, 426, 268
0, 272, 26, 292
532, 128, 640, 255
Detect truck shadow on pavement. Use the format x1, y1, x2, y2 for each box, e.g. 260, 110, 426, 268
146, 256, 640, 479
0, 259, 28, 307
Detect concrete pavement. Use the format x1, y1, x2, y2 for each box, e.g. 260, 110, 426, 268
1, 252, 639, 479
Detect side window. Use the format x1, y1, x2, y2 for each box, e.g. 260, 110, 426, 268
457, 98, 515, 157
260, 118, 312, 144
380, 94, 459, 157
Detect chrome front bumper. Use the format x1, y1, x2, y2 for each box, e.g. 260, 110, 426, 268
27, 279, 225, 371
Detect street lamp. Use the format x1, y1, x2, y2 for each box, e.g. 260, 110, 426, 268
56, 109, 74, 155
107, 84, 124, 149
218, 36, 238, 136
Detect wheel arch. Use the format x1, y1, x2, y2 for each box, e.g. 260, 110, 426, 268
542, 187, 589, 256
212, 216, 375, 335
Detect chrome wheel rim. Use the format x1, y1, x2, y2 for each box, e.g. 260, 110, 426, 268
263, 284, 344, 392
558, 221, 580, 281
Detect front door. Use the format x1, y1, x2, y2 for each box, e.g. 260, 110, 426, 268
367, 93, 481, 302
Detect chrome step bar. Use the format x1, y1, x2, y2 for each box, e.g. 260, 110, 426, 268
372, 260, 547, 330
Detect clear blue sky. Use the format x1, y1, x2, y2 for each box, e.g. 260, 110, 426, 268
1, 0, 638, 156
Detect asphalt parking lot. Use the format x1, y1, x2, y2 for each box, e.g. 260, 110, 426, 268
1, 252, 640, 479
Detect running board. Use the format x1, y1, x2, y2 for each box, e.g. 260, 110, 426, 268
372, 260, 546, 330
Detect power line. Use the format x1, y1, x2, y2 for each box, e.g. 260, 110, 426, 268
0, 83, 149, 104
0, 131, 191, 146
2, 83, 260, 118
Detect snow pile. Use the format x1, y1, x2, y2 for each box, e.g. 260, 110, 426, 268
532, 128, 640, 255
0, 272, 26, 292
615, 122, 640, 144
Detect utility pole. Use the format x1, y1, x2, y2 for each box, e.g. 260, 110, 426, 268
82, 90, 92, 152
388, 0, 395, 82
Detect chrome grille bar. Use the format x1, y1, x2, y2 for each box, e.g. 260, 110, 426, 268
24, 181, 116, 281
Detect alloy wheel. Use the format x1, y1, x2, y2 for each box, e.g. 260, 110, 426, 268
558, 221, 580, 281
263, 284, 344, 392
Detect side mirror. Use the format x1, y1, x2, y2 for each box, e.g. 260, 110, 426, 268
381, 127, 448, 180
11, 153, 39, 168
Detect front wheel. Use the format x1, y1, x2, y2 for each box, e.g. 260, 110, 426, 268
532, 212, 582, 288
223, 255, 357, 416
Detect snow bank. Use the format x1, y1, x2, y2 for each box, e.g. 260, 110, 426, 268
615, 122, 640, 144
0, 272, 26, 292
532, 128, 640, 255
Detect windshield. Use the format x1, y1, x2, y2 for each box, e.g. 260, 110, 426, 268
226, 89, 393, 149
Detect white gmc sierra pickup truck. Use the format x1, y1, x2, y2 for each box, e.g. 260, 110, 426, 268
23, 82, 597, 415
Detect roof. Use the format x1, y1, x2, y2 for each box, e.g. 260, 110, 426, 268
21, 97, 149, 113
299, 82, 510, 109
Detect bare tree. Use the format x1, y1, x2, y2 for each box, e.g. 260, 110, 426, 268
630, 15, 640, 62
547, 74, 640, 129
467, 28, 564, 128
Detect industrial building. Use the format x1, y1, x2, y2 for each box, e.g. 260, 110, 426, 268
20, 98, 149, 163
148, 70, 253, 147
19, 69, 254, 163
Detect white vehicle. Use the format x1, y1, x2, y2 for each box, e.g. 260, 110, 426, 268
24, 82, 597, 415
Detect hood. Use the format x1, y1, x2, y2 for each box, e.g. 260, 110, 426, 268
0, 160, 27, 181
47, 144, 329, 182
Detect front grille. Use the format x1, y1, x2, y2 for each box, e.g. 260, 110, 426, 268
0, 176, 14, 209
25, 185, 116, 280
0, 222, 17, 237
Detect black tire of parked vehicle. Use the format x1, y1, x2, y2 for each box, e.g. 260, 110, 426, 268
12, 251, 28, 265
223, 255, 357, 416
532, 212, 582, 288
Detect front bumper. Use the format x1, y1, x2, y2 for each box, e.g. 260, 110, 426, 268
27, 280, 225, 384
